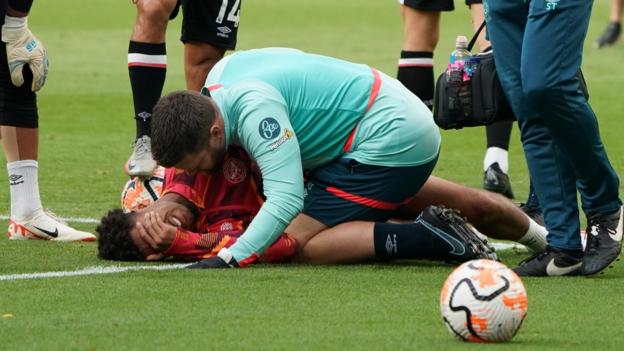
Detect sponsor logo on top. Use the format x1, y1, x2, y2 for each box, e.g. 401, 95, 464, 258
269, 129, 294, 151
259, 117, 281, 140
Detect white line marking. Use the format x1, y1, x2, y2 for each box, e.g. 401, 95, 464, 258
0, 244, 525, 282
0, 264, 189, 281
0, 214, 100, 224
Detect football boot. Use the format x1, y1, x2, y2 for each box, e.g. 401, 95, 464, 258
416, 205, 498, 264
125, 135, 157, 177
582, 206, 623, 275
8, 211, 96, 242
483, 162, 514, 199
595, 22, 621, 48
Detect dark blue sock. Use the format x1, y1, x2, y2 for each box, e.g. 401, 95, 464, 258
373, 222, 449, 260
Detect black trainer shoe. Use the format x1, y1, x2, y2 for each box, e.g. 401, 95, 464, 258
416, 205, 498, 264
483, 162, 514, 199
595, 22, 621, 48
513, 247, 582, 277
520, 203, 545, 226
581, 206, 623, 275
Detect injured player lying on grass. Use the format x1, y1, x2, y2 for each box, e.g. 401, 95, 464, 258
96, 147, 548, 266
97, 147, 296, 263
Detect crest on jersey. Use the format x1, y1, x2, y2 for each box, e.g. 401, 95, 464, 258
222, 157, 247, 184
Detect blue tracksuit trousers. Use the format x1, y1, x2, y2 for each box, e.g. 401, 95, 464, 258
484, 0, 621, 251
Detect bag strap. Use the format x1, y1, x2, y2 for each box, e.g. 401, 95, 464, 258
467, 21, 486, 52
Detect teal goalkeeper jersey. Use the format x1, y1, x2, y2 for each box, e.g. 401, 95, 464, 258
205, 48, 440, 264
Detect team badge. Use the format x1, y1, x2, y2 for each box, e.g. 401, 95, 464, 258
222, 157, 247, 184
259, 117, 281, 140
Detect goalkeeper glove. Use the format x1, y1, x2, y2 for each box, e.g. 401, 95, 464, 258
187, 248, 239, 269
2, 15, 49, 92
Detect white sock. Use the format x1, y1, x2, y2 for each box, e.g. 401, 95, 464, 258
483, 147, 509, 173
518, 218, 548, 253
7, 160, 43, 221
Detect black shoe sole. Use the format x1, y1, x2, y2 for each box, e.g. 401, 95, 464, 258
582, 254, 621, 276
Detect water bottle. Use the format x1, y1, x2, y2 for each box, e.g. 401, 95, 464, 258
446, 35, 471, 82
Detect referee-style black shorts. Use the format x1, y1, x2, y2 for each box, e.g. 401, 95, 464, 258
302, 157, 437, 227
172, 0, 240, 50
400, 0, 483, 12
0, 42, 38, 128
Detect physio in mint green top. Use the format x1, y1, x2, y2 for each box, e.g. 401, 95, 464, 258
204, 48, 440, 264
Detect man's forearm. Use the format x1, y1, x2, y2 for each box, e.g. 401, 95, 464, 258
162, 228, 296, 263
163, 229, 235, 262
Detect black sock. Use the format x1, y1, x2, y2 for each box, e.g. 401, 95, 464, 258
486, 120, 513, 149
128, 41, 167, 139
373, 222, 449, 261
397, 51, 434, 110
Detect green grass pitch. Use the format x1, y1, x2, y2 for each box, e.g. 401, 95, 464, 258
1, 1, 623, 350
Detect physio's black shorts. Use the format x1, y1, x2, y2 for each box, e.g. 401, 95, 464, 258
173, 0, 240, 50
0, 5, 38, 128
303, 157, 437, 227
400, 0, 482, 12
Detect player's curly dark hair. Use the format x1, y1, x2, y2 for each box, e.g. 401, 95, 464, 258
96, 209, 144, 261
151, 91, 216, 167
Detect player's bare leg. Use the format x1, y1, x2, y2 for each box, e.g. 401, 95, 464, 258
286, 213, 378, 264
395, 176, 546, 250
397, 6, 440, 110
294, 177, 546, 264
469, 4, 489, 52
126, 0, 178, 177
2, 126, 95, 241
292, 201, 501, 265
184, 41, 225, 91
401, 6, 440, 52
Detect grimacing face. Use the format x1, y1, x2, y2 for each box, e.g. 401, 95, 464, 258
129, 194, 198, 258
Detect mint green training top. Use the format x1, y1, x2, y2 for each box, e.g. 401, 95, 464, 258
205, 48, 440, 264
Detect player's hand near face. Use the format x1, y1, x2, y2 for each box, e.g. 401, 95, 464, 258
137, 212, 177, 253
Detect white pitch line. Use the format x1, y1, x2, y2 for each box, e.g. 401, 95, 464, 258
0, 214, 100, 224
0, 263, 189, 281
0, 244, 524, 282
